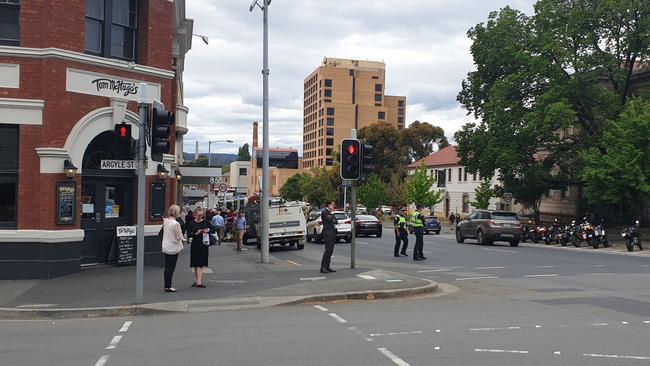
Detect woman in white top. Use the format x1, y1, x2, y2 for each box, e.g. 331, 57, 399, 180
162, 204, 184, 292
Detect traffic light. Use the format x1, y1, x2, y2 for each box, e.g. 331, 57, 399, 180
340, 138, 361, 180
114, 122, 133, 159
151, 100, 173, 162
361, 143, 374, 179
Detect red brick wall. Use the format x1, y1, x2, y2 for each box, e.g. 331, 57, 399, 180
20, 0, 85, 52
138, 0, 174, 70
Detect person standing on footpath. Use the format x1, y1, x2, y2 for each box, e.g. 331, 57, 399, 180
320, 200, 338, 273
186, 207, 215, 288
393, 207, 409, 257
162, 204, 184, 292
211, 209, 225, 245
411, 205, 427, 260
234, 211, 247, 251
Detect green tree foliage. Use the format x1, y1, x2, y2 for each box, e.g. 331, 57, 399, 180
222, 164, 231, 174
304, 168, 338, 207
407, 164, 444, 208
237, 143, 251, 161
279, 173, 311, 202
470, 178, 495, 210
357, 174, 388, 211
581, 99, 650, 215
187, 155, 209, 167
386, 172, 408, 209
455, 2, 650, 221
400, 121, 449, 162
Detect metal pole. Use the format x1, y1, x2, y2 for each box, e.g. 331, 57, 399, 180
136, 83, 147, 303
350, 128, 357, 268
206, 143, 210, 209
260, 0, 270, 263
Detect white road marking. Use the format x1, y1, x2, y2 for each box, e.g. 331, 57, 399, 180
286, 260, 301, 266
358, 241, 370, 245
535, 325, 542, 328
94, 355, 110, 366
202, 267, 214, 274
643, 321, 650, 324
417, 268, 457, 273
370, 330, 423, 337
482, 248, 518, 253
300, 276, 326, 281
455, 276, 499, 281
524, 274, 559, 278
475, 348, 529, 354
621, 321, 629, 325
357, 274, 377, 280
348, 326, 373, 342
435, 329, 441, 333
592, 323, 608, 326
475, 266, 506, 269
536, 265, 555, 268
470, 326, 520, 331
423, 251, 432, 254
577, 272, 614, 276
119, 321, 132, 332
594, 264, 605, 267
105, 335, 123, 350
434, 346, 441, 350
15, 304, 57, 308
554, 351, 562, 355
583, 353, 650, 360
377, 347, 411, 366
385, 279, 403, 283
329, 313, 348, 323
211, 280, 247, 283
313, 305, 328, 312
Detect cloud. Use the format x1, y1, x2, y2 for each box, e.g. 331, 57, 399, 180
183, 0, 537, 155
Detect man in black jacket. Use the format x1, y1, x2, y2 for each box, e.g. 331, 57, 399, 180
320, 200, 339, 273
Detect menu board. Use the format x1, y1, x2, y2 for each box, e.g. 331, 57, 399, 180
56, 182, 76, 225
115, 226, 137, 266
150, 182, 166, 220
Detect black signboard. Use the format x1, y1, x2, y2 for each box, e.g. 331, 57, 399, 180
56, 182, 76, 224
115, 226, 136, 266
150, 182, 166, 220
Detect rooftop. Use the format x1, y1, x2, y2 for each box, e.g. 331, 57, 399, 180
408, 145, 460, 168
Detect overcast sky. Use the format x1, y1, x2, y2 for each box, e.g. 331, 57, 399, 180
183, 0, 536, 155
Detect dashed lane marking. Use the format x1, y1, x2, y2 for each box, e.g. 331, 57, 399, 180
535, 265, 555, 268
329, 313, 348, 323
475, 349, 529, 354
286, 260, 301, 266
385, 279, 403, 283
592, 323, 609, 326
455, 276, 499, 281
577, 273, 614, 276
470, 326, 520, 331
377, 347, 411, 366
358, 241, 370, 245
94, 355, 110, 366
621, 321, 629, 325
118, 321, 132, 333
434, 346, 441, 350
482, 248, 518, 253
583, 353, 650, 360
357, 274, 377, 280
349, 326, 373, 342
643, 321, 650, 324
417, 268, 459, 273
524, 274, 559, 278
554, 351, 562, 355
300, 277, 326, 281
105, 335, 123, 350
475, 266, 506, 269
370, 330, 423, 337
313, 305, 328, 312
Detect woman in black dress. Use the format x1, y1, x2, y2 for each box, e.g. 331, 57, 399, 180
186, 207, 215, 288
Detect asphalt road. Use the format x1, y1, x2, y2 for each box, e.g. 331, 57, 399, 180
3, 227, 649, 366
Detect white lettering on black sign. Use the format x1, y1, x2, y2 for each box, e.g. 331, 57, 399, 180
101, 160, 137, 169
116, 226, 136, 237
92, 78, 139, 97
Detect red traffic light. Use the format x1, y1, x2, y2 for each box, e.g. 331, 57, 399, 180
119, 126, 127, 138
114, 123, 131, 140
347, 144, 358, 155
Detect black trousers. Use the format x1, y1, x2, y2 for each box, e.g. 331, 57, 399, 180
163, 253, 179, 288
413, 227, 424, 259
394, 230, 408, 255
320, 232, 336, 270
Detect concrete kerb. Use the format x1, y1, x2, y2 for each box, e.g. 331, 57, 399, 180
0, 279, 438, 320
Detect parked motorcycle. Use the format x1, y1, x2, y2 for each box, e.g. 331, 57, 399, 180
560, 223, 574, 246
532, 225, 548, 244
592, 219, 610, 249
521, 220, 534, 243
547, 219, 562, 244
622, 220, 643, 252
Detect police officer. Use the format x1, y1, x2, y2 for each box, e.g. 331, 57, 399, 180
394, 207, 409, 257
320, 200, 339, 273
411, 205, 426, 260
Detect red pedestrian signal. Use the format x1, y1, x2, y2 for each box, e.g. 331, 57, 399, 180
114, 123, 132, 159
119, 126, 127, 138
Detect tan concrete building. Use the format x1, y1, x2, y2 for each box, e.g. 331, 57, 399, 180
303, 58, 406, 169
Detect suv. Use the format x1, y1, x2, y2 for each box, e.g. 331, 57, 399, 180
456, 210, 521, 246
306, 210, 352, 243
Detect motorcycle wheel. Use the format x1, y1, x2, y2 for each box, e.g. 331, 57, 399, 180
544, 236, 550, 245
560, 238, 568, 247
590, 238, 598, 249
602, 238, 610, 248
625, 238, 634, 252
532, 233, 539, 244
637, 239, 643, 251
572, 236, 580, 248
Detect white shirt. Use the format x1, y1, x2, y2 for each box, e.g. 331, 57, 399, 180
162, 218, 184, 255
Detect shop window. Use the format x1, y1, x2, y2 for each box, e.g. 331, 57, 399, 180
85, 0, 138, 61
0, 0, 20, 46
0, 124, 18, 228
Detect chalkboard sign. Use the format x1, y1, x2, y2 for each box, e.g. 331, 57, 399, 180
115, 226, 136, 266
56, 182, 76, 225
150, 182, 166, 220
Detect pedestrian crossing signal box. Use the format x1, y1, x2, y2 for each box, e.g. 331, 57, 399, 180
340, 138, 361, 180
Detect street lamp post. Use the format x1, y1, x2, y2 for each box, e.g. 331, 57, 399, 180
206, 139, 233, 209
250, 0, 271, 264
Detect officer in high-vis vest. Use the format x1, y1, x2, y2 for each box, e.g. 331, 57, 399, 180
393, 207, 409, 257
411, 205, 426, 260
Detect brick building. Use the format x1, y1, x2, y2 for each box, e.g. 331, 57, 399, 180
302, 57, 406, 169
0, 0, 193, 279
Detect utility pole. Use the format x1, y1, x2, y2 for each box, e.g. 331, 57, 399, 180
350, 129, 357, 268
136, 83, 148, 303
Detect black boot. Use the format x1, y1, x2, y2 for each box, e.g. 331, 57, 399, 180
326, 268, 336, 272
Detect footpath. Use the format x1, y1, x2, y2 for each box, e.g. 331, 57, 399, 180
0, 242, 436, 319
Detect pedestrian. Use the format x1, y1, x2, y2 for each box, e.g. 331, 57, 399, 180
449, 213, 455, 230
185, 209, 194, 227
234, 211, 247, 251
211, 209, 225, 245
179, 206, 188, 235
320, 200, 338, 273
411, 205, 426, 260
162, 204, 184, 293
186, 207, 215, 288
394, 207, 409, 257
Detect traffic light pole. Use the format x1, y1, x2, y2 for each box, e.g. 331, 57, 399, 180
136, 83, 147, 304
350, 129, 357, 268
259, 0, 270, 264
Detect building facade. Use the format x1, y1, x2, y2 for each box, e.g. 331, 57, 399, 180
229, 160, 251, 195
302, 57, 406, 169
0, 0, 193, 279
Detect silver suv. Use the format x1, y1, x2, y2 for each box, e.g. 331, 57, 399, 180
306, 210, 352, 243
456, 210, 521, 246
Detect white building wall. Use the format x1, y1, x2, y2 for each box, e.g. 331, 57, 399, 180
229, 161, 251, 194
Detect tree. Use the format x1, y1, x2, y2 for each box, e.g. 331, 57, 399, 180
237, 143, 251, 161
357, 174, 388, 211
470, 178, 495, 210
358, 122, 408, 182
400, 120, 449, 162
386, 172, 408, 209
222, 164, 231, 174
279, 173, 311, 202
407, 164, 444, 208
187, 155, 208, 167
304, 168, 337, 207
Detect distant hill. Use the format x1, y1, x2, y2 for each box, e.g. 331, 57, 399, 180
183, 152, 238, 167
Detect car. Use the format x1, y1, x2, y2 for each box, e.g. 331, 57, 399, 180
306, 210, 352, 243
241, 201, 307, 250
380, 205, 392, 215
424, 215, 441, 235
455, 210, 521, 246
354, 215, 383, 237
